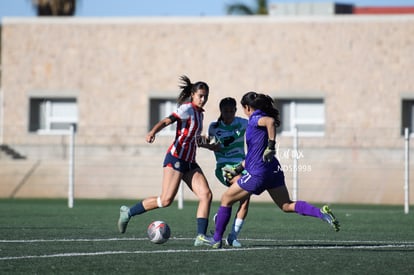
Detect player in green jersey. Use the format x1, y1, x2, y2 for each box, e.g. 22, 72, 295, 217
200, 97, 249, 247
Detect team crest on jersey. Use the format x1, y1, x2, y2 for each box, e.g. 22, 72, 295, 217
174, 161, 180, 169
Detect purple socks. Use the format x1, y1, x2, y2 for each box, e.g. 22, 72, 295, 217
294, 201, 323, 219
213, 206, 232, 242
213, 202, 321, 242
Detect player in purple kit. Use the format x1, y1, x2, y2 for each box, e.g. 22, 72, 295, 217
199, 91, 340, 248
117, 75, 213, 246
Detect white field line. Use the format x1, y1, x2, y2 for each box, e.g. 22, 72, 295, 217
0, 238, 149, 243
1, 237, 414, 244
1, 238, 414, 261
1, 247, 269, 261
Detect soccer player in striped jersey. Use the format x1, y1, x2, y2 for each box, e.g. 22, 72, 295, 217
200, 91, 340, 248
199, 97, 249, 247
117, 75, 213, 246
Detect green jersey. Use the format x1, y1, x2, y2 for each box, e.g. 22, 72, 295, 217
208, 117, 248, 166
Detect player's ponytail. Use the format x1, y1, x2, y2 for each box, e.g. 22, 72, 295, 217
241, 91, 280, 127
178, 75, 193, 105
264, 95, 280, 127
177, 75, 209, 105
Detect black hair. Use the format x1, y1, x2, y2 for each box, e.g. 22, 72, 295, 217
219, 97, 237, 110
240, 91, 280, 127
213, 97, 237, 128
177, 75, 209, 105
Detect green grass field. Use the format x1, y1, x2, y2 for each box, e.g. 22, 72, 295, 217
1, 199, 413, 274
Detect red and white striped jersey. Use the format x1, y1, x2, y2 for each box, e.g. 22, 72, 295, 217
167, 102, 204, 162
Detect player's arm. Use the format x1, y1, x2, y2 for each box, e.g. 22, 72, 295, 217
203, 139, 221, 151
258, 116, 276, 141
258, 116, 276, 162
198, 125, 221, 151
146, 114, 177, 143
198, 137, 221, 150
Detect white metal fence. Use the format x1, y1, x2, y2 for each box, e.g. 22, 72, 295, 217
0, 126, 412, 213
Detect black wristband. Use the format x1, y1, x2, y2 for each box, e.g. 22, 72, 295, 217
235, 163, 244, 174
267, 140, 276, 150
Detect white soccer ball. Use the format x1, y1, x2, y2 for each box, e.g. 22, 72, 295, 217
147, 221, 171, 244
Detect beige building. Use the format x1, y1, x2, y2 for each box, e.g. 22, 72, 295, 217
1, 16, 413, 205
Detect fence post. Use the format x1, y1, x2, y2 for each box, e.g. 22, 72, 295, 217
178, 182, 184, 210
0, 88, 3, 145
292, 127, 298, 201
404, 128, 410, 214
68, 125, 75, 208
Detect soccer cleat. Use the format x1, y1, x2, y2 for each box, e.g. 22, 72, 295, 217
118, 205, 130, 234
194, 234, 213, 246
226, 234, 242, 247
211, 239, 222, 249
194, 234, 222, 248
194, 234, 208, 246
320, 205, 340, 232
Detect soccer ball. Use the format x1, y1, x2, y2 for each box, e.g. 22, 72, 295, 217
147, 221, 171, 244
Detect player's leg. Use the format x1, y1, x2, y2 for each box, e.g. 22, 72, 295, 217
117, 166, 182, 233
183, 167, 212, 231
268, 185, 322, 215
227, 195, 250, 247
267, 185, 294, 212
212, 182, 250, 246
236, 195, 250, 220
213, 166, 247, 246
267, 185, 340, 231
182, 167, 213, 245
221, 170, 250, 247
142, 166, 183, 209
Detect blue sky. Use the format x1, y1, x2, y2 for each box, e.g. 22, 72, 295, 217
1, 0, 413, 20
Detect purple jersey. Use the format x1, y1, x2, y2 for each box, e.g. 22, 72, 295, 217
244, 110, 278, 176
240, 109, 285, 195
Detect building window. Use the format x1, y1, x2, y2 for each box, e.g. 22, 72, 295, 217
149, 98, 177, 135
402, 99, 414, 136
276, 98, 325, 136
29, 98, 78, 134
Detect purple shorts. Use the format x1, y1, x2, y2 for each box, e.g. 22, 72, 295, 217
237, 167, 285, 195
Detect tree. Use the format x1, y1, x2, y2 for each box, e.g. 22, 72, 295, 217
226, 0, 268, 15
32, 0, 76, 16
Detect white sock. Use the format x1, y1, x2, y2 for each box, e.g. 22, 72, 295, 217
231, 218, 244, 238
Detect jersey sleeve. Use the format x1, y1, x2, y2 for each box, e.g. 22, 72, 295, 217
249, 114, 260, 128
241, 118, 248, 129
208, 122, 217, 137
173, 103, 191, 120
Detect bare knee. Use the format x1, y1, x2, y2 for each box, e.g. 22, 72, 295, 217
221, 193, 236, 207
188, 172, 212, 203
200, 189, 212, 203
158, 196, 173, 208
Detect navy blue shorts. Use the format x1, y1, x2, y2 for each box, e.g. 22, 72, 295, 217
237, 166, 285, 195
163, 152, 200, 173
